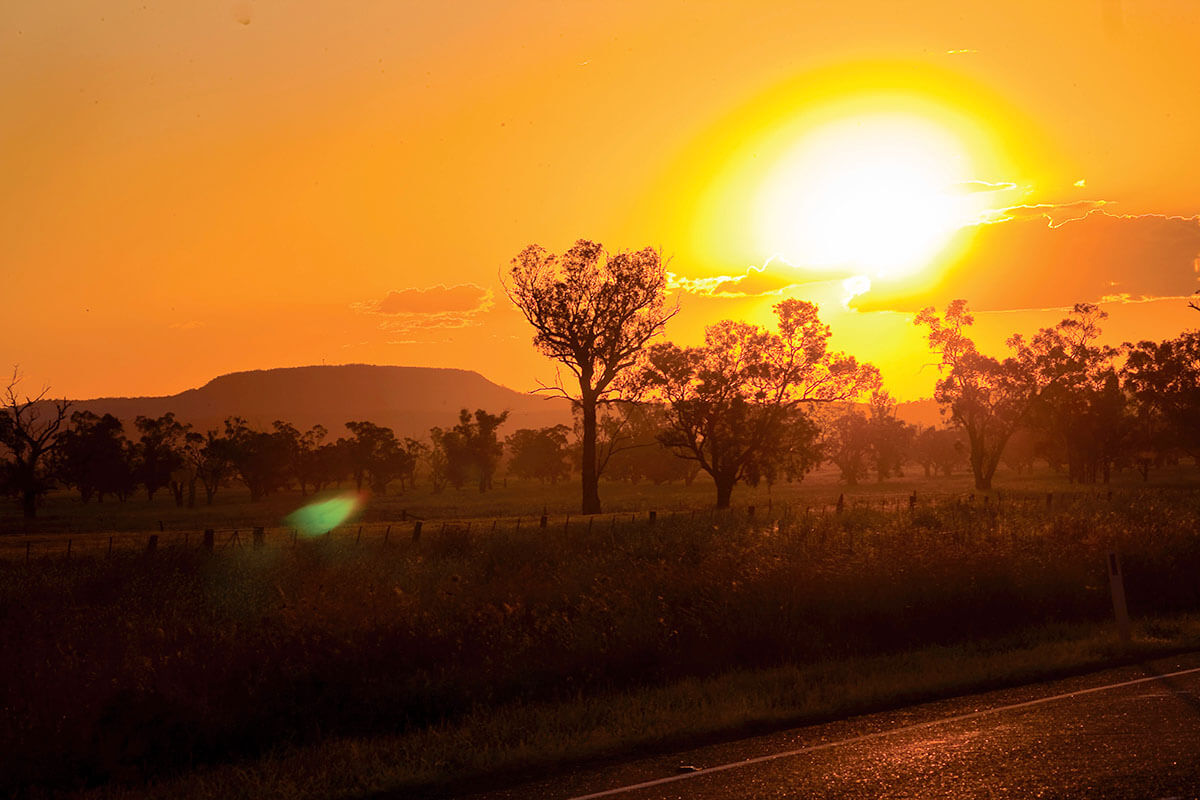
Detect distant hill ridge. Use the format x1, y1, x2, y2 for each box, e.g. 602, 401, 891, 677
60, 364, 571, 438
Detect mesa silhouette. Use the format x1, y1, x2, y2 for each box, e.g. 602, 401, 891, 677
52, 365, 571, 438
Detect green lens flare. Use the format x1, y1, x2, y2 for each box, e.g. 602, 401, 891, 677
285, 492, 361, 536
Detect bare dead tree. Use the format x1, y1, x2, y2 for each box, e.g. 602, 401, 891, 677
1, 369, 71, 518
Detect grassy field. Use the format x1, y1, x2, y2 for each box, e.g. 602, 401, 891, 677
4, 461, 1197, 539
2, 466, 1199, 797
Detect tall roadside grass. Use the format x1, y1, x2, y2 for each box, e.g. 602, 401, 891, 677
3, 490, 1199, 796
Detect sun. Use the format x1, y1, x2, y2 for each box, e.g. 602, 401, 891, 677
757, 113, 988, 278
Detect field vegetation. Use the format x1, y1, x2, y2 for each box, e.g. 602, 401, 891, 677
4, 470, 1199, 797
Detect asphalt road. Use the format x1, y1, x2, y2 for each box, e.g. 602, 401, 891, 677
468, 653, 1200, 799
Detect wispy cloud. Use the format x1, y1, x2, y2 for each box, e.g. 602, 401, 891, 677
353, 283, 494, 343
667, 259, 821, 298
981, 200, 1111, 227
953, 180, 1018, 193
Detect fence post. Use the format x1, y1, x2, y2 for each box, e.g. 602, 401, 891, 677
204, 529, 215, 552
836, 494, 845, 514
1108, 551, 1132, 644
412, 520, 423, 542
747, 505, 755, 519
108, 536, 113, 557
384, 525, 391, 543
356, 525, 362, 544
1046, 492, 1054, 510
540, 514, 548, 529
158, 520, 164, 532
649, 510, 657, 525
146, 534, 158, 554
253, 526, 265, 550
563, 515, 569, 533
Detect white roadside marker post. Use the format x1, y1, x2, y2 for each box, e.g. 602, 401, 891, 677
1108, 550, 1132, 644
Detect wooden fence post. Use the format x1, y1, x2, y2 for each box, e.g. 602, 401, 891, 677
253, 526, 265, 550
412, 520, 423, 542
146, 534, 158, 554
649, 510, 657, 525
204, 529, 215, 552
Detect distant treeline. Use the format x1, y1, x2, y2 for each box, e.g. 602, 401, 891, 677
4, 288, 1199, 518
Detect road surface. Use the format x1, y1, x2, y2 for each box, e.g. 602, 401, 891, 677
467, 653, 1200, 799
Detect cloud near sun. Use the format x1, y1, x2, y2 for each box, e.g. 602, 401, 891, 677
853, 209, 1200, 313
666, 261, 813, 298
352, 283, 494, 343
672, 205, 1200, 315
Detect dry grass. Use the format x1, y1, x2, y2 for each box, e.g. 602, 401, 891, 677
3, 486, 1200, 797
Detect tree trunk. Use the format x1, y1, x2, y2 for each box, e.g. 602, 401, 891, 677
580, 393, 602, 514
21, 488, 37, 518
715, 476, 734, 509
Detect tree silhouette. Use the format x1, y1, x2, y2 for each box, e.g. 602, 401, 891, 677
54, 411, 136, 503
505, 239, 675, 514
223, 417, 292, 501
823, 407, 872, 486
1015, 304, 1127, 484
343, 420, 414, 494
1123, 330, 1200, 466
506, 425, 571, 484
133, 413, 190, 502
195, 430, 235, 505
911, 425, 966, 478
0, 372, 70, 517
916, 300, 1043, 491
451, 408, 509, 492
644, 300, 878, 508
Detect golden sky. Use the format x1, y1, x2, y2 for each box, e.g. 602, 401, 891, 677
3, 0, 1198, 401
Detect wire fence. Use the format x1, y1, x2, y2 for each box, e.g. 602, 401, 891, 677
0, 485, 1146, 564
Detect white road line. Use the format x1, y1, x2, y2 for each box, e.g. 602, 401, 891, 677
566, 664, 1200, 799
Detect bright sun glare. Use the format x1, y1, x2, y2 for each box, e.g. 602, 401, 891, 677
758, 113, 986, 278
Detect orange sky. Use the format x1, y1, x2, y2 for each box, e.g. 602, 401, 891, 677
3, 0, 1198, 401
